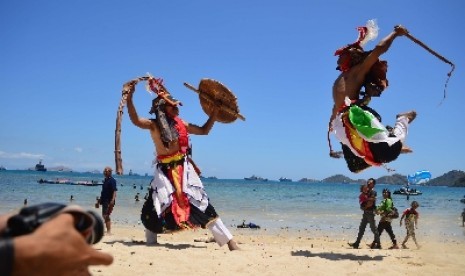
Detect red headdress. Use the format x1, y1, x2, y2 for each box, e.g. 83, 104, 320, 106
334, 20, 379, 72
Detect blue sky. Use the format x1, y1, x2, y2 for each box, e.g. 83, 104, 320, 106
1, 1, 464, 180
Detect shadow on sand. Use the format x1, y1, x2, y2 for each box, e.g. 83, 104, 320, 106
103, 239, 207, 250
291, 250, 386, 261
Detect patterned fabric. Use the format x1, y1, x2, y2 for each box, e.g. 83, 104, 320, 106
173, 117, 189, 153
341, 110, 379, 166
403, 208, 418, 237
158, 153, 190, 226
405, 218, 416, 236
150, 153, 211, 231
153, 99, 179, 148
348, 105, 385, 138
332, 99, 403, 172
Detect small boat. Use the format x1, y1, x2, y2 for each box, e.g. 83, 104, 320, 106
38, 178, 71, 184
0, 165, 6, 171
38, 179, 102, 186
35, 160, 47, 172
279, 177, 292, 182
393, 186, 422, 196
200, 176, 218, 180
73, 180, 102, 186
244, 175, 268, 181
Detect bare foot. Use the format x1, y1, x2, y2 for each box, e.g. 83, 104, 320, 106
396, 110, 417, 123
194, 237, 216, 243
227, 240, 240, 251
329, 151, 343, 159
401, 146, 413, 154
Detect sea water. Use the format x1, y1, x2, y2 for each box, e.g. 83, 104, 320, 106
1, 170, 464, 241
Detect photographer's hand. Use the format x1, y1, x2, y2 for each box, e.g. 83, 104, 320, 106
0, 214, 12, 234
12, 213, 113, 276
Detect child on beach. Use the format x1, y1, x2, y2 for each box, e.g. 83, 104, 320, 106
399, 201, 420, 249
359, 184, 370, 210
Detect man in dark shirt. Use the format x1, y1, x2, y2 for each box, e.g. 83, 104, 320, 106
100, 166, 117, 235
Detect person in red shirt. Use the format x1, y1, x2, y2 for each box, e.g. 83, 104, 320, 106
399, 201, 420, 249
359, 184, 369, 210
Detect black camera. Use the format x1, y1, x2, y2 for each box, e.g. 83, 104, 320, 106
2, 202, 104, 244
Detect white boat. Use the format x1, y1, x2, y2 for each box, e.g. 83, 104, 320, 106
393, 186, 422, 196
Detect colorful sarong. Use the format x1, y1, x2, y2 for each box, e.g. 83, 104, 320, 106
146, 153, 213, 232
332, 99, 403, 172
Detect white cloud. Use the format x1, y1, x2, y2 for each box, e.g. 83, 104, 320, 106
74, 147, 83, 153
0, 151, 45, 159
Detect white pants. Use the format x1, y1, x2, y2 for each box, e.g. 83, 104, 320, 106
390, 116, 409, 143
145, 229, 157, 245
207, 218, 233, 247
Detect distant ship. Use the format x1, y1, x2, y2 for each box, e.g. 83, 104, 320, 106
35, 160, 47, 172
200, 176, 218, 180
244, 175, 268, 181
128, 169, 140, 176
279, 177, 292, 182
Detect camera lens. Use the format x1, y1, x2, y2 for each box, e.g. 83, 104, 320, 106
74, 211, 104, 244
68, 209, 104, 244
85, 210, 104, 244
3, 203, 105, 245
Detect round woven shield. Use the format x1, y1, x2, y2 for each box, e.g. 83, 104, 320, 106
193, 79, 244, 123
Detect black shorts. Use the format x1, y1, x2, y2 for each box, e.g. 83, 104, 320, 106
101, 202, 114, 218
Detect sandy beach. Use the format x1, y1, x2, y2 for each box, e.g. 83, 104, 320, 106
3, 170, 465, 275
90, 224, 465, 276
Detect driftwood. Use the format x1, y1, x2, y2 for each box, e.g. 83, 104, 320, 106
114, 81, 134, 175
114, 75, 174, 175
115, 92, 126, 175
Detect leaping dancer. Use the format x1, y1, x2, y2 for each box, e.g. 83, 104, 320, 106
328, 20, 454, 173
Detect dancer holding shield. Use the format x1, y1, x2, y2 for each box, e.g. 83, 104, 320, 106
122, 76, 242, 251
